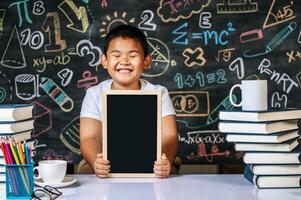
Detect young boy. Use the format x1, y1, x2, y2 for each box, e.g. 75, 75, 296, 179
80, 25, 178, 178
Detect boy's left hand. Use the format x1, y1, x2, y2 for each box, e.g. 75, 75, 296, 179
154, 153, 171, 178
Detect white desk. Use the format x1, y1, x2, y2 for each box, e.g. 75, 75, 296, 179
58, 174, 301, 200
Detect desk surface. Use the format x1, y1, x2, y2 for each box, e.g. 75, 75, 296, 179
56, 174, 301, 200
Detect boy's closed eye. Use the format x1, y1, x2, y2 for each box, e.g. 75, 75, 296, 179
129, 53, 138, 58
111, 53, 121, 58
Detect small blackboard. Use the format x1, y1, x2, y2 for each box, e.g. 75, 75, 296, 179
102, 90, 161, 177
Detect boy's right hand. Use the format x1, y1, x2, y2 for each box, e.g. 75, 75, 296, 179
94, 153, 110, 178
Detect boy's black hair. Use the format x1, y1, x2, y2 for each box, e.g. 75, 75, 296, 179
103, 24, 148, 57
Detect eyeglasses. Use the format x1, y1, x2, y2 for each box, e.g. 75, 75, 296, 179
31, 185, 62, 200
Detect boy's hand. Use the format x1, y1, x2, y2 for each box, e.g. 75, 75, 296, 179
94, 153, 110, 178
154, 153, 171, 178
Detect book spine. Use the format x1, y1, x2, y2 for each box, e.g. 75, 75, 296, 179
243, 165, 257, 186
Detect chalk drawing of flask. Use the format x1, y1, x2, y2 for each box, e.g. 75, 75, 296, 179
15, 74, 40, 100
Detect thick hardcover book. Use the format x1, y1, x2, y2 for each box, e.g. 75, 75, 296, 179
0, 119, 34, 134
243, 145, 301, 164
0, 157, 4, 165
0, 165, 4, 173
218, 119, 299, 134
244, 165, 301, 188
226, 130, 300, 143
0, 130, 32, 143
251, 164, 301, 175
0, 173, 5, 182
234, 138, 299, 152
219, 108, 301, 122
0, 104, 34, 122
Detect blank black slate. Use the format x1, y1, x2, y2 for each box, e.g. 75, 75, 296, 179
104, 93, 160, 174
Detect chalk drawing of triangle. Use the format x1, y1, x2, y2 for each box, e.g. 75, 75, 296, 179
1, 26, 27, 68
263, 0, 295, 29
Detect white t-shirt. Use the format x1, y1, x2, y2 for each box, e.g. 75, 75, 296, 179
80, 79, 176, 121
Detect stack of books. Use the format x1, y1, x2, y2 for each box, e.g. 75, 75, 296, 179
0, 156, 4, 185
219, 108, 301, 189
0, 104, 35, 193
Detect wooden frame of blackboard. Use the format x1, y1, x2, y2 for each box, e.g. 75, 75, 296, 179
102, 90, 162, 177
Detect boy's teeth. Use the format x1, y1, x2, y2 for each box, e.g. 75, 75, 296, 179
118, 69, 131, 73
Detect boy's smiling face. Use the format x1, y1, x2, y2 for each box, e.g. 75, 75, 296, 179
101, 37, 151, 90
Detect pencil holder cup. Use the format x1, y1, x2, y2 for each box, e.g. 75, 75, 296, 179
5, 163, 34, 200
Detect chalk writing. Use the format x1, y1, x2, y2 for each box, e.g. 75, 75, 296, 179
228, 57, 245, 79
286, 50, 301, 63
138, 10, 157, 31
174, 69, 227, 89
182, 47, 206, 67
42, 12, 66, 52
217, 0, 258, 14
172, 22, 235, 46
77, 71, 99, 90
186, 143, 230, 162
32, 1, 45, 15
258, 58, 298, 94
215, 48, 235, 62
20, 29, 44, 50
8, 0, 32, 27
0, 9, 5, 32
76, 39, 101, 67
263, 0, 295, 29
58, 0, 89, 33
58, 68, 73, 87
271, 92, 287, 108
170, 91, 210, 117
157, 0, 211, 22
199, 12, 211, 28
179, 131, 224, 144
33, 51, 71, 72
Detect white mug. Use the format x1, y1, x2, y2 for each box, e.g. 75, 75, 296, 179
34, 160, 67, 184
229, 80, 267, 111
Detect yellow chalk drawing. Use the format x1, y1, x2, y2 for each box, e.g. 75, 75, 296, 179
42, 12, 66, 52
58, 0, 89, 33
0, 9, 6, 32
217, 0, 258, 14
99, 11, 135, 38
170, 91, 210, 117
263, 0, 295, 29
157, 0, 211, 23
215, 48, 235, 62
183, 47, 206, 67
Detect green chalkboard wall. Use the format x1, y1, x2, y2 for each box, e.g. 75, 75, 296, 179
0, 0, 300, 165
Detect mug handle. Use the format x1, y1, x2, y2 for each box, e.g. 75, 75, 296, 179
229, 84, 242, 107
33, 166, 42, 180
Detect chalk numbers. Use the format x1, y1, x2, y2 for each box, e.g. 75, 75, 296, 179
42, 12, 66, 52
174, 70, 227, 89
20, 29, 44, 50
138, 10, 157, 31
277, 5, 293, 20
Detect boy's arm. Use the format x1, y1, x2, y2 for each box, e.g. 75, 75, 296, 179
80, 117, 102, 167
161, 115, 178, 165
154, 114, 178, 178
